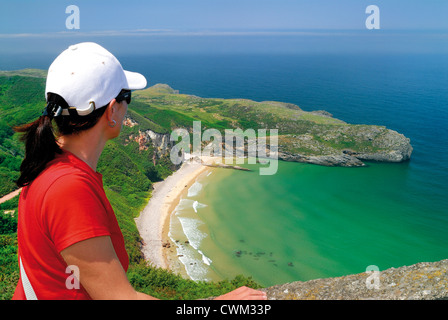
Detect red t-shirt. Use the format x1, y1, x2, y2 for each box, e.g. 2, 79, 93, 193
13, 150, 129, 300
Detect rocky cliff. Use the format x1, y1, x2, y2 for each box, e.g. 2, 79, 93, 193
263, 260, 448, 300
277, 125, 412, 167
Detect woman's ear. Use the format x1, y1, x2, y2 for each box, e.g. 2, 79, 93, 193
104, 99, 117, 123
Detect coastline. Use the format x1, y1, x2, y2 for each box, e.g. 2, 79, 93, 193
135, 156, 214, 275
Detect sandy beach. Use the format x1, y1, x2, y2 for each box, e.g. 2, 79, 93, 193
135, 157, 213, 272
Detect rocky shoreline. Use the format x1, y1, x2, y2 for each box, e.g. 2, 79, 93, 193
277, 126, 413, 167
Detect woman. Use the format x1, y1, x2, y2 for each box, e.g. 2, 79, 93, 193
13, 42, 266, 300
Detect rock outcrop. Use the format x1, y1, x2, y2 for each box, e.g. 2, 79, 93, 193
146, 129, 173, 157
263, 260, 448, 300
278, 152, 366, 167
277, 125, 413, 167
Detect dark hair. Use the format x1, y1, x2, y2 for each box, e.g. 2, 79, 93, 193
14, 93, 108, 187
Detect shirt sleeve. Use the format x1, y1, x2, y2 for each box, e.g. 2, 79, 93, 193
41, 173, 112, 253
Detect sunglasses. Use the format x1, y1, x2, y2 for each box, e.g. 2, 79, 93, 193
115, 90, 132, 104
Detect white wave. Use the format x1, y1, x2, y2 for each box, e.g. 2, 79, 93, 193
192, 200, 207, 213
169, 218, 212, 282
174, 199, 195, 214
176, 245, 211, 282
198, 249, 213, 266
178, 217, 207, 250
188, 181, 203, 197
207, 171, 212, 177
169, 208, 213, 282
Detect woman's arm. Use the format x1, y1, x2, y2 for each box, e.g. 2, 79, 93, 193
61, 236, 267, 300
61, 235, 158, 300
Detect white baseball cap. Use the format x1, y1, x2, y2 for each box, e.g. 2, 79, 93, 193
45, 42, 147, 116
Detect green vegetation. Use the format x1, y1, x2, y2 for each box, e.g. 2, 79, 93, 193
0, 195, 19, 300
0, 74, 42, 197
0, 233, 18, 300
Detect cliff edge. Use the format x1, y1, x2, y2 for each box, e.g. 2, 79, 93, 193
263, 259, 448, 300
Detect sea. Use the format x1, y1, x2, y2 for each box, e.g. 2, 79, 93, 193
1, 32, 447, 287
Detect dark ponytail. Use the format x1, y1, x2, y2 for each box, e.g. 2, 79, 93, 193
14, 93, 108, 187
14, 115, 61, 187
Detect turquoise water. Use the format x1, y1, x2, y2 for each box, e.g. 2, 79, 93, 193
175, 160, 448, 287
130, 51, 447, 286
160, 52, 448, 287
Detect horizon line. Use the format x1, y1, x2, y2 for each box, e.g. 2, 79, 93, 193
1, 28, 447, 39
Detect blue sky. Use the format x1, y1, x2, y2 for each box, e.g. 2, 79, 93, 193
1, 0, 447, 35
0, 0, 447, 57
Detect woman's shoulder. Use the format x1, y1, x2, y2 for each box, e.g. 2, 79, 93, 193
40, 150, 99, 184
30, 162, 98, 200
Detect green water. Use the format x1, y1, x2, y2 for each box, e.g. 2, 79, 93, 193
172, 160, 448, 287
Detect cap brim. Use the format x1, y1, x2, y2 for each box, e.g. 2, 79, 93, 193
124, 70, 147, 90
